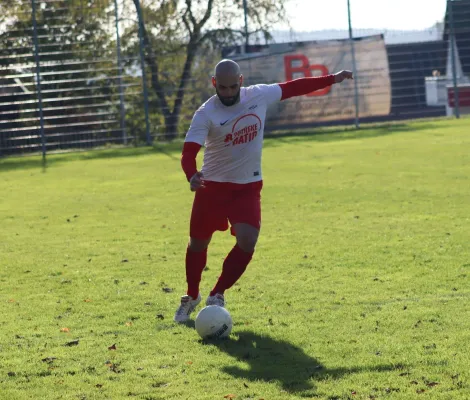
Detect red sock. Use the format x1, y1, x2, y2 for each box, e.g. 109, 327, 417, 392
186, 247, 207, 299
210, 244, 253, 296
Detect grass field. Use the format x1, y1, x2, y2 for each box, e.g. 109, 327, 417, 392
1, 118, 469, 400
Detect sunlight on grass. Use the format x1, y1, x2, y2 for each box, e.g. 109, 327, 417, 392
1, 117, 469, 399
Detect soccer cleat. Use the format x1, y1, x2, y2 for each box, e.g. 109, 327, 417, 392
173, 294, 201, 322
206, 293, 225, 307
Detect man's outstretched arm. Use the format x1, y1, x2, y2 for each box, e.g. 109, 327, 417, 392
278, 70, 353, 100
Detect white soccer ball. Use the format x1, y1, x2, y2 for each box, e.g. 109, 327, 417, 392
195, 305, 232, 339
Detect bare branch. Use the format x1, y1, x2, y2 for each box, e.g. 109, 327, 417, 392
197, 27, 271, 47
249, 7, 264, 29
199, 0, 215, 28
197, 28, 241, 45
182, 9, 192, 36
184, 0, 197, 29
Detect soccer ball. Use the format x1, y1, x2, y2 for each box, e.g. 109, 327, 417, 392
195, 305, 232, 339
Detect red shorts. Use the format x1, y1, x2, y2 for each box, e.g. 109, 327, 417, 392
190, 180, 263, 240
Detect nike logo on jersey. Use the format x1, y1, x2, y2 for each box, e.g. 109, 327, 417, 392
220, 119, 229, 126
248, 105, 258, 110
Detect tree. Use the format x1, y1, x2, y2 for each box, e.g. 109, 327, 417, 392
0, 0, 121, 153
130, 0, 288, 140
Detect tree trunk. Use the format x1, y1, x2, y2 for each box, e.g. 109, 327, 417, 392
164, 113, 179, 141
163, 38, 199, 141
133, 0, 171, 124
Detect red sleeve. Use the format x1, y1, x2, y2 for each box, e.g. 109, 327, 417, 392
181, 141, 202, 182
279, 75, 336, 100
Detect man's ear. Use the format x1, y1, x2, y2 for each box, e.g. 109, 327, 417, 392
211, 76, 216, 88
239, 74, 243, 86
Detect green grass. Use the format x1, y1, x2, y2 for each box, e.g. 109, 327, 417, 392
1, 117, 469, 400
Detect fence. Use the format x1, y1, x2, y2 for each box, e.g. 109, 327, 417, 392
0, 0, 469, 158
0, 0, 147, 157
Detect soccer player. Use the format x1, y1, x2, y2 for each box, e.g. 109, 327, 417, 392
174, 59, 353, 322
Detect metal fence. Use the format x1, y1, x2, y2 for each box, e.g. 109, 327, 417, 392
0, 0, 469, 158
0, 0, 147, 157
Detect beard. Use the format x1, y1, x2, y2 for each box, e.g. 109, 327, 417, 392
216, 88, 241, 107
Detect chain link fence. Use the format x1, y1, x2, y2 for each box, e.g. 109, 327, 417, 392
1, 0, 469, 158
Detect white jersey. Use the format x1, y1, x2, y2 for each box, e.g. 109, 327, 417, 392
184, 84, 282, 184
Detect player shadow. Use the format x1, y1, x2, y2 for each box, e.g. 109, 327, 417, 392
202, 330, 405, 395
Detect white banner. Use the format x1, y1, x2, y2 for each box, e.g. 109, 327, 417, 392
238, 35, 392, 125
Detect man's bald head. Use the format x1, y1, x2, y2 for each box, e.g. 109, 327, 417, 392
214, 59, 241, 78
212, 59, 243, 107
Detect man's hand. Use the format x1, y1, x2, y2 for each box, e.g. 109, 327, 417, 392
189, 171, 205, 192
334, 70, 354, 83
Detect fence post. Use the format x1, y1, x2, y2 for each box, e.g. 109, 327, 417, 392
347, 0, 360, 129
243, 0, 249, 53
448, 0, 460, 119
31, 0, 46, 163
113, 0, 127, 144
135, 0, 152, 145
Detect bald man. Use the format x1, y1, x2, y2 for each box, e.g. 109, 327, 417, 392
174, 59, 353, 322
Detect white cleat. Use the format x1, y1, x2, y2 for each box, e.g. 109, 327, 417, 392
206, 293, 225, 307
173, 294, 201, 322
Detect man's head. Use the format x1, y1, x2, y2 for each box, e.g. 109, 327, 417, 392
212, 59, 243, 107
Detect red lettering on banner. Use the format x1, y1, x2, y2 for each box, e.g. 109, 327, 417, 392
284, 55, 331, 97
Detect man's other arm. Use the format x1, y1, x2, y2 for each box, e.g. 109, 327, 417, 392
278, 70, 353, 100
181, 108, 209, 190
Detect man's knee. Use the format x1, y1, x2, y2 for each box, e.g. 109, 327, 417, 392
235, 226, 259, 253
188, 236, 211, 252
237, 236, 258, 252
